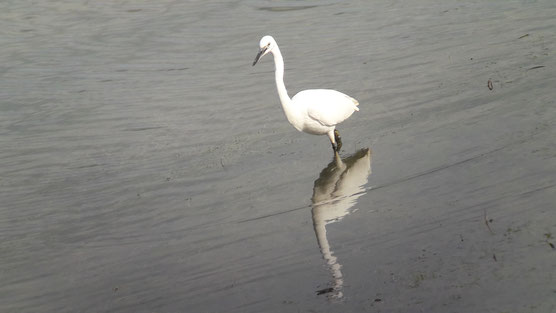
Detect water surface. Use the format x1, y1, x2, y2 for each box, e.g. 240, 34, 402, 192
2, 0, 556, 312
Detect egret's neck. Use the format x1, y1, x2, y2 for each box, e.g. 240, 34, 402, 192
271, 47, 292, 110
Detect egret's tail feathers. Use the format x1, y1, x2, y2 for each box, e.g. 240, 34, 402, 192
352, 98, 360, 111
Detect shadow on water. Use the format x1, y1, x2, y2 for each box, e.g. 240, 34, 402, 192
258, 5, 322, 12
312, 148, 372, 299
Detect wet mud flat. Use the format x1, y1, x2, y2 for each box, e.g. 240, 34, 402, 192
1, 0, 556, 312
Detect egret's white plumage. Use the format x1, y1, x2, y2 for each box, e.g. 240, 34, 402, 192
253, 35, 359, 151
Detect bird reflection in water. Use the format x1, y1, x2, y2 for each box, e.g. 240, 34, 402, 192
312, 148, 372, 299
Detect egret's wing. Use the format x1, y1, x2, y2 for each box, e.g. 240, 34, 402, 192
296, 89, 359, 127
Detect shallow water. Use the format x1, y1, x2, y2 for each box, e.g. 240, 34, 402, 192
2, 0, 556, 312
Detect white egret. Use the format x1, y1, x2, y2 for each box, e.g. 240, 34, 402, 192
252, 35, 359, 152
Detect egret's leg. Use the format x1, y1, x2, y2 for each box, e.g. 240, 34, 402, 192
327, 130, 337, 152
334, 129, 342, 151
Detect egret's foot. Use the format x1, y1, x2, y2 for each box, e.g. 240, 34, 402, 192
334, 130, 342, 151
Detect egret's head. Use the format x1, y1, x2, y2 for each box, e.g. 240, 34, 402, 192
252, 35, 275, 66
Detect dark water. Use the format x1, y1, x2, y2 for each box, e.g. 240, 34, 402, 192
2, 0, 556, 312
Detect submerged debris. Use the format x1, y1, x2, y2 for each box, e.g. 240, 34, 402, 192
484, 209, 494, 234
544, 233, 554, 249
488, 79, 493, 90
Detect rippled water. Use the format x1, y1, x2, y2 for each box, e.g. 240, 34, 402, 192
2, 0, 556, 312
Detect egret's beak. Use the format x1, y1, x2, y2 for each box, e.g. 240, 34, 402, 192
252, 47, 267, 66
